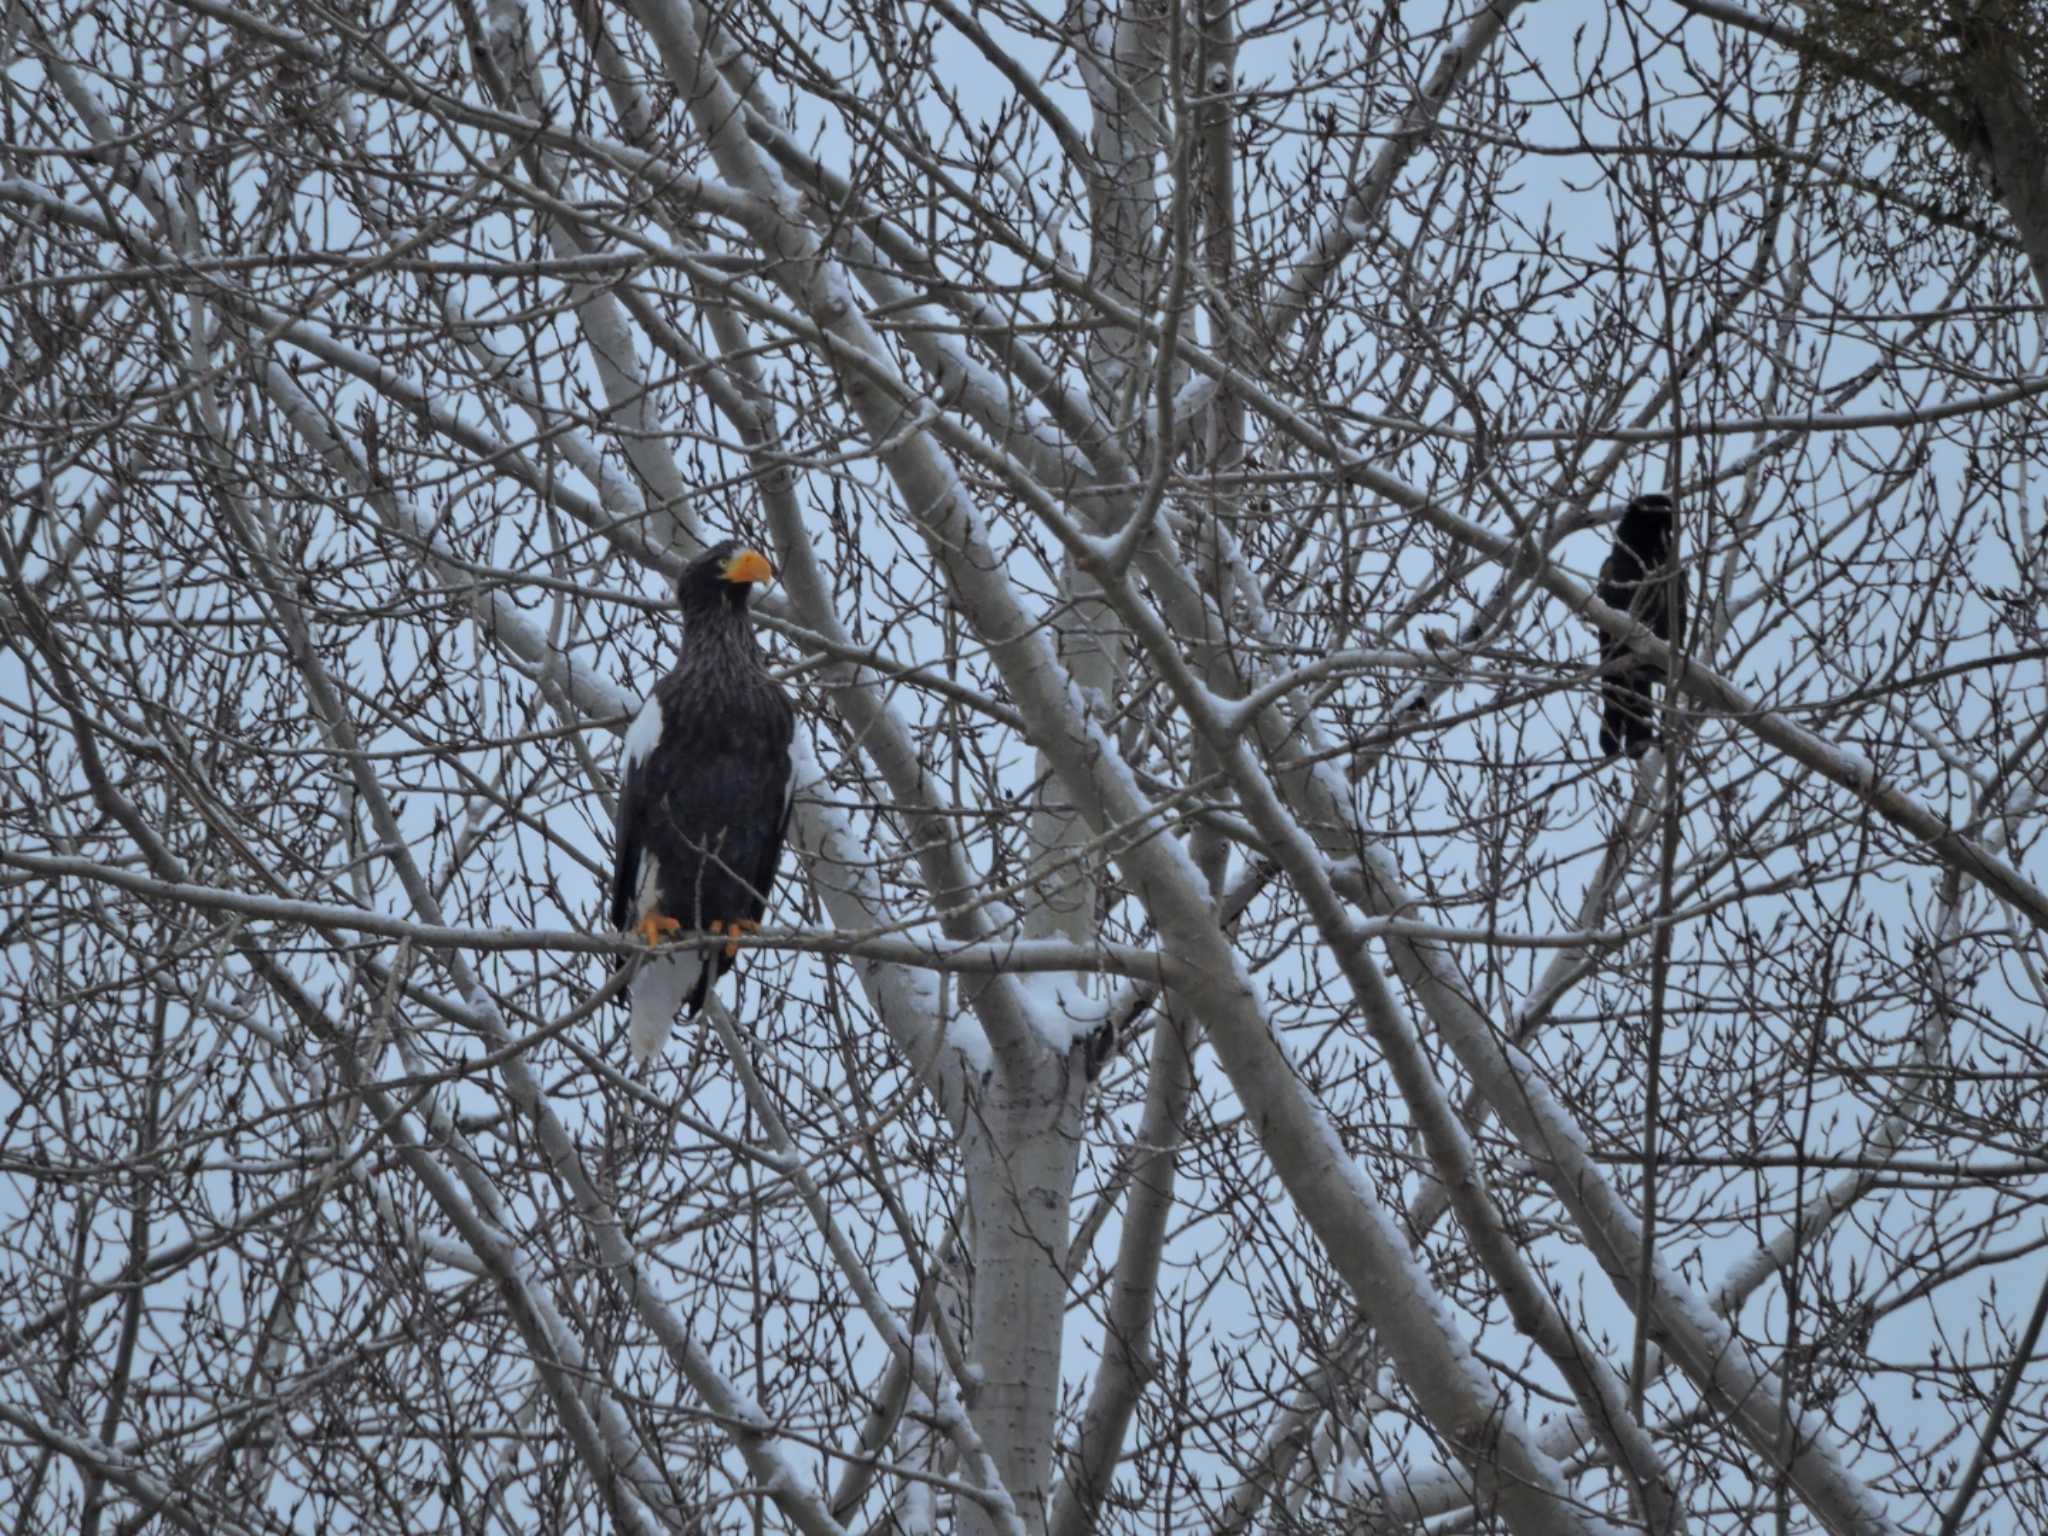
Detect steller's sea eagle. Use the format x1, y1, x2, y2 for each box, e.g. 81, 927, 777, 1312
1596, 493, 1684, 759
609, 541, 795, 1061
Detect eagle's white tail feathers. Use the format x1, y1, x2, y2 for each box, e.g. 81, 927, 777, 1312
628, 948, 709, 1064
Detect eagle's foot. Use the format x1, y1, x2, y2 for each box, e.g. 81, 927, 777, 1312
712, 918, 758, 959
635, 913, 682, 947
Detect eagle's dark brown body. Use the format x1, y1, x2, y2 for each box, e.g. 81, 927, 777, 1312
609, 543, 794, 1060
1596, 495, 1684, 760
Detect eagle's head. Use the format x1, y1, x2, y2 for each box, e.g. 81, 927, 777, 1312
1616, 493, 1676, 550
677, 541, 776, 619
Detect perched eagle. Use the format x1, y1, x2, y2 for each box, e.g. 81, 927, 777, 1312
609, 542, 795, 1062
1596, 493, 1684, 759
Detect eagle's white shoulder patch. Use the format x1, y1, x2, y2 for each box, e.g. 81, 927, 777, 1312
624, 692, 664, 772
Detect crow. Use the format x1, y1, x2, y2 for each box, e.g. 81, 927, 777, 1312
1596, 494, 1684, 759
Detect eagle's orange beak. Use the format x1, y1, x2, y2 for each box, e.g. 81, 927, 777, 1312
721, 548, 775, 586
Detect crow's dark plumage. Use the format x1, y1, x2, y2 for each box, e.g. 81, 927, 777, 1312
609, 542, 794, 1061
1596, 494, 1684, 759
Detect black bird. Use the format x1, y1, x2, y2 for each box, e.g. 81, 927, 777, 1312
609, 542, 795, 1061
1596, 494, 1684, 759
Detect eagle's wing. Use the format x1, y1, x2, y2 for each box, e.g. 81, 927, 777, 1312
743, 713, 798, 921
609, 690, 665, 932
1596, 545, 1650, 757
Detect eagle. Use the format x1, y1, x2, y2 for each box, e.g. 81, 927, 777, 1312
609, 542, 795, 1062
1596, 493, 1684, 759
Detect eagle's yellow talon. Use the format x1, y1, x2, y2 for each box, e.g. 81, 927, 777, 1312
636, 913, 682, 946
716, 917, 757, 960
